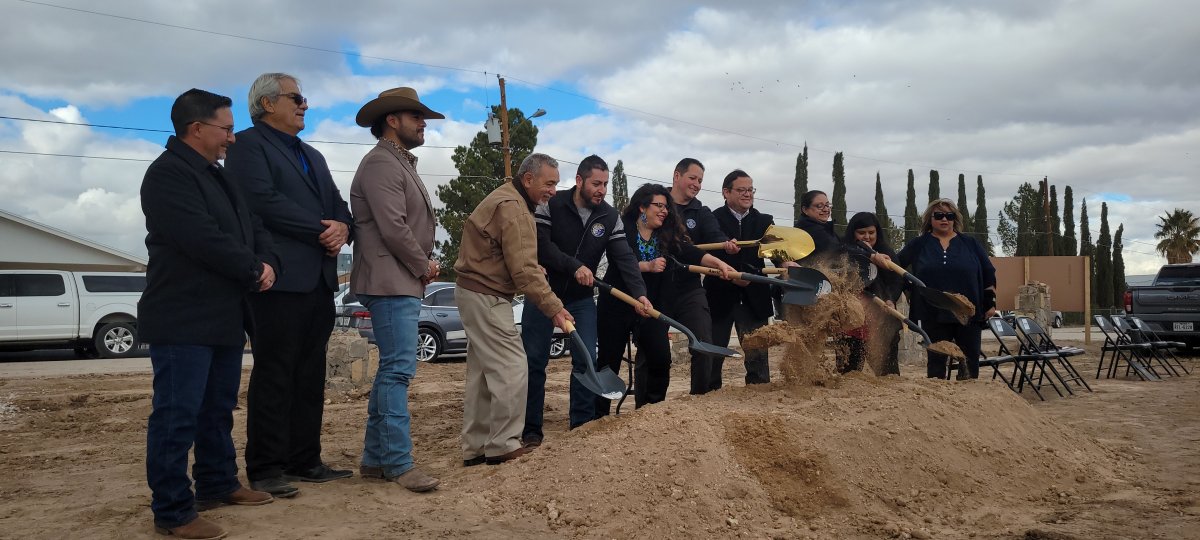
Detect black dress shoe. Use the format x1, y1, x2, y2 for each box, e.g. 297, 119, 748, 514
249, 477, 299, 498
283, 463, 353, 483
463, 455, 485, 467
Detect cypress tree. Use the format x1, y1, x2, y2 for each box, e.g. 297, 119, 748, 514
793, 143, 808, 222
611, 160, 630, 213
1050, 185, 1063, 255
875, 172, 903, 248
928, 169, 940, 203
956, 173, 972, 233
904, 169, 920, 243
1113, 224, 1127, 309
1033, 181, 1049, 256
831, 152, 847, 234
1095, 202, 1113, 309
1079, 199, 1095, 306
974, 175, 992, 254
1063, 186, 1077, 256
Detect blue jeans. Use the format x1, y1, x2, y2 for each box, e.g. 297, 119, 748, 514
146, 344, 243, 529
523, 296, 598, 439
358, 294, 420, 477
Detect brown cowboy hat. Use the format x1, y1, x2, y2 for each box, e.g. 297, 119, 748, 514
355, 87, 445, 127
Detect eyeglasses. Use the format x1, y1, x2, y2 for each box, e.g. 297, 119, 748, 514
932, 211, 956, 221
196, 121, 235, 135
647, 202, 668, 211
730, 187, 756, 195
810, 203, 832, 210
277, 92, 307, 106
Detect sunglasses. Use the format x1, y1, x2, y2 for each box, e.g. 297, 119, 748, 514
277, 92, 307, 106
933, 211, 956, 221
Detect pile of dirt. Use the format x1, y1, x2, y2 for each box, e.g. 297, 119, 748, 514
476, 375, 1124, 539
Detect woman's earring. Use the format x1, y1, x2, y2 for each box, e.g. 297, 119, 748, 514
640, 213, 648, 223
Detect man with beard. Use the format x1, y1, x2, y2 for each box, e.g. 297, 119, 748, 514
668, 158, 739, 394
347, 87, 443, 492
521, 155, 652, 446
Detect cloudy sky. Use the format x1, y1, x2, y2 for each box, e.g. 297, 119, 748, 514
2, 0, 1196, 275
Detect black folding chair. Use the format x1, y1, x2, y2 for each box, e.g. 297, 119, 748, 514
1111, 316, 1177, 378
1127, 316, 1190, 375
1014, 316, 1092, 393
1092, 315, 1159, 381
986, 317, 1060, 400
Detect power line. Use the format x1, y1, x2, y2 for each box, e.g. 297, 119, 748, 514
16, 0, 1048, 180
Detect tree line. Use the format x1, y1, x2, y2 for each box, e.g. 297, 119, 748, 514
433, 107, 1200, 311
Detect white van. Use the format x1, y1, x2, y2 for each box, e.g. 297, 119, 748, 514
0, 270, 145, 358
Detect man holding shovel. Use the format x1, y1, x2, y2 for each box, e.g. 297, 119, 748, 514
705, 169, 775, 387
670, 158, 740, 394
522, 155, 652, 447
455, 153, 573, 466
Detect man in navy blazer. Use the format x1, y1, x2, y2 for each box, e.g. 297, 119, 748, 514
224, 73, 354, 497
141, 88, 279, 539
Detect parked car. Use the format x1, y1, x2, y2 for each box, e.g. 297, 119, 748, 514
0, 270, 146, 358
336, 282, 567, 362
1001, 310, 1063, 328
1124, 262, 1200, 348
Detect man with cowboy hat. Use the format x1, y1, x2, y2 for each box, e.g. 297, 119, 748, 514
348, 87, 444, 492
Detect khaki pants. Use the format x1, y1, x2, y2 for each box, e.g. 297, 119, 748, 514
455, 287, 527, 459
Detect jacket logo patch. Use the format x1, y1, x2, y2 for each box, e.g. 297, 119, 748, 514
686, 218, 697, 229
591, 223, 606, 237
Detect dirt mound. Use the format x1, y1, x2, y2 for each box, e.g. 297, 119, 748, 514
477, 376, 1122, 539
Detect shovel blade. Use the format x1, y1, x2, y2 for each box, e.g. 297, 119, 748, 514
689, 341, 742, 359
572, 371, 625, 400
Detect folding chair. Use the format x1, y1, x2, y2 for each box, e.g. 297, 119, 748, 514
1014, 316, 1092, 393
1127, 317, 1190, 375
986, 317, 1061, 400
1111, 316, 1177, 378
1092, 315, 1159, 381
614, 338, 636, 414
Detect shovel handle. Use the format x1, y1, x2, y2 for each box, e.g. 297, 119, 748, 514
687, 265, 785, 288
763, 268, 787, 275
694, 240, 758, 251
858, 241, 926, 287
870, 296, 907, 322
595, 281, 663, 318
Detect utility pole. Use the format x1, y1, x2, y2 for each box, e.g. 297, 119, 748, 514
1041, 177, 1054, 256
498, 76, 512, 180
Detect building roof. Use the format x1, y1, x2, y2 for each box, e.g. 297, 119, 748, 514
0, 207, 147, 272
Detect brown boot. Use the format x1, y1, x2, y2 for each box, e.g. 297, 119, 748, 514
196, 486, 273, 511
155, 516, 227, 539
391, 467, 439, 492
484, 446, 532, 465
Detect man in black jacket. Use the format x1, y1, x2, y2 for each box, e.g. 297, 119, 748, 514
224, 73, 354, 496
522, 155, 651, 445
705, 170, 774, 387
141, 89, 280, 540
669, 158, 739, 394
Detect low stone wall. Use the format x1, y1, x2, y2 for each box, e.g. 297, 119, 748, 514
325, 329, 378, 393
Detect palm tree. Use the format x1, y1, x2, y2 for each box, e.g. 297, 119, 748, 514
1154, 209, 1200, 264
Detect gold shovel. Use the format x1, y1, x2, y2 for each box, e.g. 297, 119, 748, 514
694, 225, 816, 262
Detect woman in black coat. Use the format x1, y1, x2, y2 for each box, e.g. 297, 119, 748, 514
793, 190, 841, 262
896, 199, 997, 379
837, 212, 904, 374
595, 183, 734, 413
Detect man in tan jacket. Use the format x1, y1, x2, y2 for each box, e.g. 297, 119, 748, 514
455, 153, 573, 465
348, 87, 442, 492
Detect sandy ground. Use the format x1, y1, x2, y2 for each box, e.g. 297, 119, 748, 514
1, 336, 1198, 540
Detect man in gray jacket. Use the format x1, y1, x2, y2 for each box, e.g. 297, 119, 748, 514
348, 87, 443, 492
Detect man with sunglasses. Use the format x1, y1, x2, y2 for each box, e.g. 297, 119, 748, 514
224, 73, 355, 498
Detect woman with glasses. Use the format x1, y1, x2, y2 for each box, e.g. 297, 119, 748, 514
793, 190, 842, 261
838, 212, 905, 375
594, 183, 735, 413
896, 199, 997, 379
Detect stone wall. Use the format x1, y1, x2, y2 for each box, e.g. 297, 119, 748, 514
325, 329, 378, 393
1014, 281, 1053, 335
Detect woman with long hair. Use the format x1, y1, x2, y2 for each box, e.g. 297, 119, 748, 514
594, 183, 735, 412
838, 212, 904, 374
896, 199, 997, 378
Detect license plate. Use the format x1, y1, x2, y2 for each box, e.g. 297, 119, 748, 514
1174, 322, 1194, 332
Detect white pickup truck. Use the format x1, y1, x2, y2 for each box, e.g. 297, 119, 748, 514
0, 270, 146, 358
